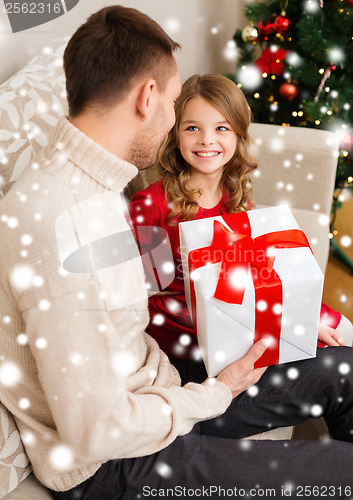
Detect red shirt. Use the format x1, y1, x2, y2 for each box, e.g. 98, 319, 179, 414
128, 179, 340, 358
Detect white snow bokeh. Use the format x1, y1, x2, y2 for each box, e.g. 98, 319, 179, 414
161, 404, 172, 416
286, 52, 302, 67
214, 350, 226, 363
191, 346, 202, 361
229, 268, 248, 292
112, 351, 137, 377
287, 367, 299, 380
162, 261, 174, 274
303, 0, 320, 13
164, 17, 181, 35
256, 300, 268, 312
272, 303, 282, 315
7, 217, 19, 228
69, 352, 85, 367
338, 363, 351, 375
9, 265, 35, 291
311, 404, 323, 417
323, 355, 334, 367
49, 445, 74, 470
35, 337, 48, 350
239, 440, 253, 451
21, 431, 36, 446
328, 48, 345, 65
223, 40, 238, 62
39, 299, 51, 311
152, 313, 165, 326
17, 333, 28, 345
247, 385, 259, 397
340, 235, 352, 248
18, 397, 30, 410
179, 334, 191, 346
271, 374, 283, 386
21, 234, 33, 246
237, 65, 262, 90
294, 324, 305, 337
0, 361, 21, 387
165, 299, 181, 313
155, 461, 173, 478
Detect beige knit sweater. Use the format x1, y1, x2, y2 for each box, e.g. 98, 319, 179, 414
0, 118, 232, 491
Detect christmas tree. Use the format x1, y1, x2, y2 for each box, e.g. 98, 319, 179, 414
229, 0, 353, 193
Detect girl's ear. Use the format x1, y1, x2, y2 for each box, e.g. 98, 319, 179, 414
136, 79, 158, 120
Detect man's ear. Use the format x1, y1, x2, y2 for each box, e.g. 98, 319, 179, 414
136, 79, 158, 120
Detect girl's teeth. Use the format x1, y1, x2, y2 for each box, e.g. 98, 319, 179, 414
195, 152, 219, 157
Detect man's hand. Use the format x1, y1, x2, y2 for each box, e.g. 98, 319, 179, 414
216, 339, 270, 399
318, 322, 345, 347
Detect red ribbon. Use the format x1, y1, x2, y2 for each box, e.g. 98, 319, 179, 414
188, 212, 311, 368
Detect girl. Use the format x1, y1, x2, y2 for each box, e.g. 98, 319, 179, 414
128, 73, 352, 363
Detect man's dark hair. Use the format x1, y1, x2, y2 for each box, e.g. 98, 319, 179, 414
64, 5, 180, 117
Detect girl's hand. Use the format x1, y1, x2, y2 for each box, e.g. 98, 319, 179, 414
318, 322, 345, 347
216, 339, 269, 399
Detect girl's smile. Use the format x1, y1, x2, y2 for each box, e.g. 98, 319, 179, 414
194, 151, 221, 158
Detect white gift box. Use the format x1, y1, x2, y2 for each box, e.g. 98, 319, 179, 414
179, 206, 324, 377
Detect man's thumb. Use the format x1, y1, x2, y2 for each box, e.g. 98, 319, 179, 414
249, 337, 271, 364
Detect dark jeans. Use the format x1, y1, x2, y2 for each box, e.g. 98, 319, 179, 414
50, 347, 353, 500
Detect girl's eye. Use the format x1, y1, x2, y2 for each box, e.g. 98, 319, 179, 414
186, 126, 199, 131
217, 126, 229, 131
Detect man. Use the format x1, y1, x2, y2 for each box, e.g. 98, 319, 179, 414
0, 6, 353, 500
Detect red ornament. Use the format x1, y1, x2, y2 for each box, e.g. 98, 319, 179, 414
340, 132, 353, 150
273, 15, 290, 33
255, 48, 289, 76
279, 83, 298, 100
345, 0, 353, 4
258, 20, 275, 37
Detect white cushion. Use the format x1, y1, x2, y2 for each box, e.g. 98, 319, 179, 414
0, 403, 31, 499
0, 37, 68, 197
2, 473, 52, 500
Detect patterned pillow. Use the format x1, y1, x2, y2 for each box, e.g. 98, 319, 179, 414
0, 37, 69, 197
0, 403, 32, 498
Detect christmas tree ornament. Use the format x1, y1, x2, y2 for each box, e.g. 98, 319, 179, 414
255, 47, 289, 76
345, 0, 353, 4
314, 63, 336, 102
279, 82, 298, 100
258, 20, 275, 38
274, 0, 290, 33
341, 132, 353, 150
241, 25, 258, 42
273, 14, 290, 33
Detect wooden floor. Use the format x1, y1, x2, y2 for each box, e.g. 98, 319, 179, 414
322, 189, 353, 323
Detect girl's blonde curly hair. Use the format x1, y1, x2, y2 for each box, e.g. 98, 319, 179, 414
158, 74, 257, 224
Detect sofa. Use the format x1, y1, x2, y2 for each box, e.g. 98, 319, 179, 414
0, 38, 340, 499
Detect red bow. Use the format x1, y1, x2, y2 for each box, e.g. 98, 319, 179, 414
188, 213, 311, 367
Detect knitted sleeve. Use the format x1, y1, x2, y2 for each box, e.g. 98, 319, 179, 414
0, 178, 231, 474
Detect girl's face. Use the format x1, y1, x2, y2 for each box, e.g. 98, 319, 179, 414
178, 96, 237, 179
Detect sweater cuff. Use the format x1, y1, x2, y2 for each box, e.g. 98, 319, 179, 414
203, 378, 233, 410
